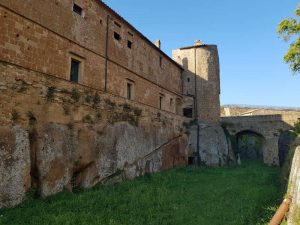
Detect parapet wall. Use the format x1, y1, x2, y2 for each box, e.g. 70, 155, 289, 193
0, 61, 188, 208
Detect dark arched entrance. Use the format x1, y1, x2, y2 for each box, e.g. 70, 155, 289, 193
236, 130, 266, 161
278, 131, 296, 167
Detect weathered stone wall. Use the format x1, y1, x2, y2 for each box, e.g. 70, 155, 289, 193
0, 61, 187, 208
287, 146, 300, 225
186, 122, 234, 166
0, 126, 30, 208
0, 0, 183, 113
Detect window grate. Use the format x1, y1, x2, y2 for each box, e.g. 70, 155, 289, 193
71, 173, 78, 190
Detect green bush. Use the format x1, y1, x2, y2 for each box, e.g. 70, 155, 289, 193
11, 110, 20, 122
46, 86, 56, 101
71, 88, 80, 102
294, 119, 300, 134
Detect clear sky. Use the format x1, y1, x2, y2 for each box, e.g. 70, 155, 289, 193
103, 0, 300, 108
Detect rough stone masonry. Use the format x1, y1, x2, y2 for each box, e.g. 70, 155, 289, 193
0, 0, 232, 208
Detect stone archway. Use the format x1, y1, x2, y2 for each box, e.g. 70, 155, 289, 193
235, 130, 266, 161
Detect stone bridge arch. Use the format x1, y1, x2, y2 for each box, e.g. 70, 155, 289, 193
235, 129, 266, 161
221, 115, 294, 165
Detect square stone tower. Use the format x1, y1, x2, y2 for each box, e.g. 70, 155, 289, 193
173, 41, 221, 123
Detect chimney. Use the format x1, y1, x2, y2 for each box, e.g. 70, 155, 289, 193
154, 40, 161, 49
194, 40, 203, 46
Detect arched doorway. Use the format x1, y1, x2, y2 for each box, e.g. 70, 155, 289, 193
236, 130, 266, 161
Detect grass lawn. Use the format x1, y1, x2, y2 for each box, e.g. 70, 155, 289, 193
0, 161, 283, 225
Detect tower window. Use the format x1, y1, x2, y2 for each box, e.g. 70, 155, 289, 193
159, 57, 162, 67
70, 59, 80, 83
127, 41, 132, 49
73, 3, 83, 16
183, 108, 193, 118
127, 82, 133, 100
114, 32, 121, 41
187, 77, 190, 82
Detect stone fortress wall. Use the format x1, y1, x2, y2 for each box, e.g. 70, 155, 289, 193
0, 0, 226, 208
0, 0, 183, 113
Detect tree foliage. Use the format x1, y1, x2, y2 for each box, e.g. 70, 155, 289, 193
278, 5, 300, 74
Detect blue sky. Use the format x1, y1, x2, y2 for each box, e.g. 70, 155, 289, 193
103, 0, 300, 108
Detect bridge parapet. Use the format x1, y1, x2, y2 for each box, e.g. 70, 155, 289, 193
221, 114, 283, 123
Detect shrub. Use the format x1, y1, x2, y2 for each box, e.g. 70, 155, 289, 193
133, 108, 142, 116
122, 103, 132, 113
46, 86, 56, 101
294, 119, 300, 134
11, 110, 20, 122
26, 111, 36, 121
67, 123, 74, 130
63, 105, 70, 115
85, 94, 92, 104
82, 114, 93, 124
105, 99, 116, 108
96, 112, 102, 120
71, 88, 80, 102
93, 92, 101, 106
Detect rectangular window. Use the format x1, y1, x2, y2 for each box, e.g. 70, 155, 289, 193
73, 3, 83, 16
159, 57, 162, 67
170, 98, 173, 106
114, 21, 121, 28
159, 96, 163, 110
183, 108, 193, 118
127, 83, 132, 100
114, 32, 121, 41
127, 41, 132, 49
70, 59, 80, 83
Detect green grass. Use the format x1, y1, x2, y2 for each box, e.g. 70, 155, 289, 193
0, 161, 282, 225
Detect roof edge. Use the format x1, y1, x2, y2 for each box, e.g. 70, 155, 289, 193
96, 0, 184, 70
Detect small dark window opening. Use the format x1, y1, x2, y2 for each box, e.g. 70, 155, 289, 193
114, 21, 121, 28
188, 157, 195, 165
170, 98, 173, 106
73, 3, 82, 16
128, 31, 133, 37
183, 108, 193, 118
70, 59, 80, 83
127, 41, 132, 49
71, 173, 79, 190
127, 83, 132, 100
114, 32, 121, 41
187, 77, 190, 82
159, 57, 162, 67
159, 96, 163, 109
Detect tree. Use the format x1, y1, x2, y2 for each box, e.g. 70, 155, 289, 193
278, 5, 300, 74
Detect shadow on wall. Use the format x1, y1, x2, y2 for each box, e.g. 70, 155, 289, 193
181, 56, 220, 122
